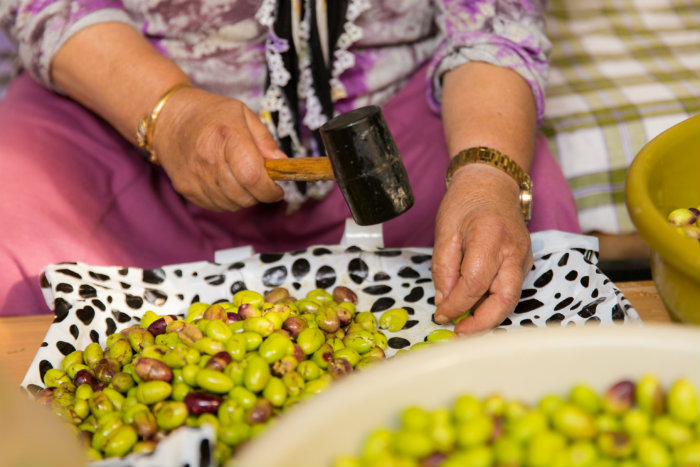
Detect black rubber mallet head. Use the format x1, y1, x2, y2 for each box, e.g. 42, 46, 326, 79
264, 105, 415, 225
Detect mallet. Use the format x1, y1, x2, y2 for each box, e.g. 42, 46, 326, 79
264, 105, 415, 225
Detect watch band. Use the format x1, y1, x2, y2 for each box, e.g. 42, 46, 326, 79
445, 146, 533, 222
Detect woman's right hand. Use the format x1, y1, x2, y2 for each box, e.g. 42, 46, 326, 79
50, 22, 286, 213
152, 87, 286, 212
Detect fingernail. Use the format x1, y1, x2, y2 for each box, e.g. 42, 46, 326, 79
433, 312, 448, 324
435, 290, 443, 305
273, 149, 288, 159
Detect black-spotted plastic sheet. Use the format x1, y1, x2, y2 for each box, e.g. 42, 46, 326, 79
23, 230, 640, 467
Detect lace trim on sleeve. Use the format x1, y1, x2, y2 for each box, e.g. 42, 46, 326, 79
256, 0, 368, 211
329, 0, 370, 101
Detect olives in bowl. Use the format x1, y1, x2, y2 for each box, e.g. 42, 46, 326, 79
626, 114, 700, 324
231, 324, 700, 467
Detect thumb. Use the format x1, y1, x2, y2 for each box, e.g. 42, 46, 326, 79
244, 108, 286, 159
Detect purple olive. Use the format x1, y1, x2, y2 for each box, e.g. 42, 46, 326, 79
93, 382, 108, 392
147, 317, 168, 336
245, 399, 273, 424
282, 316, 307, 339
237, 303, 260, 319
292, 344, 305, 363
328, 358, 352, 378
336, 306, 353, 327
135, 357, 173, 383
226, 312, 242, 323
94, 357, 119, 383
204, 351, 232, 372
332, 286, 358, 304
73, 369, 97, 389
184, 391, 223, 415
421, 452, 447, 467
604, 380, 636, 415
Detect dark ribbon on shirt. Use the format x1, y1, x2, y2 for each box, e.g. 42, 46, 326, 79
266, 0, 349, 194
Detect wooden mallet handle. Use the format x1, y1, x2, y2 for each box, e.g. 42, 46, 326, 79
264, 157, 334, 182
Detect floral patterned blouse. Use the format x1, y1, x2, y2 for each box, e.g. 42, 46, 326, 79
1, 0, 550, 204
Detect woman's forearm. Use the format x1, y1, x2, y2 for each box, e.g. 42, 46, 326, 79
50, 22, 190, 145
440, 61, 537, 172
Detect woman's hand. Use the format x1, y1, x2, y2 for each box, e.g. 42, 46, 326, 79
153, 88, 285, 212
432, 163, 533, 335
434, 60, 539, 335
51, 22, 285, 213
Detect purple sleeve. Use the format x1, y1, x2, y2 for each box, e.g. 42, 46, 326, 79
427, 0, 550, 123
0, 0, 135, 89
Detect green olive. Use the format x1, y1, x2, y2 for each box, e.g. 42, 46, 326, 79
243, 355, 271, 393
636, 436, 672, 467
668, 379, 700, 425
296, 328, 325, 355
426, 329, 457, 344
61, 350, 84, 372
196, 369, 234, 394
570, 383, 601, 414
262, 377, 288, 407
258, 333, 294, 364
227, 386, 256, 411
393, 428, 434, 459
218, 421, 251, 447
232, 290, 264, 307
456, 413, 493, 448
155, 401, 188, 431
103, 424, 138, 458
379, 308, 408, 332
136, 381, 172, 405
552, 402, 597, 440
527, 430, 567, 466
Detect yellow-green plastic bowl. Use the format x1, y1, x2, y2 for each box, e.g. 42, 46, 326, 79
626, 114, 700, 324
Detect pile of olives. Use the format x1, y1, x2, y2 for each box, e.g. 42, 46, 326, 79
333, 376, 700, 467
32, 285, 450, 465
667, 207, 700, 242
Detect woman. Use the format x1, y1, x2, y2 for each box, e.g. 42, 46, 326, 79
0, 0, 579, 333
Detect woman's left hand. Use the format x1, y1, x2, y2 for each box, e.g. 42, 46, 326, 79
432, 163, 533, 335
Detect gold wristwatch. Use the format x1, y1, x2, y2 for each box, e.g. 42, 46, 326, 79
445, 146, 533, 222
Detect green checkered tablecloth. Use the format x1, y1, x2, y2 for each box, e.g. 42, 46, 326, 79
542, 0, 700, 234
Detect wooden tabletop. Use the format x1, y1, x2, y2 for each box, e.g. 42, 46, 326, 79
0, 280, 674, 388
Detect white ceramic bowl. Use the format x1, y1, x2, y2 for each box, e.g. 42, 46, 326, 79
231, 324, 700, 467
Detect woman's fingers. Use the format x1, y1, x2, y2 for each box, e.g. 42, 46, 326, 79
431, 165, 532, 334
156, 89, 284, 211
223, 133, 283, 205
434, 218, 502, 325
243, 106, 287, 160
453, 255, 526, 334
432, 227, 462, 314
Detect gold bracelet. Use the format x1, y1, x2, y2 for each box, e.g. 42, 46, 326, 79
445, 146, 533, 222
136, 83, 192, 165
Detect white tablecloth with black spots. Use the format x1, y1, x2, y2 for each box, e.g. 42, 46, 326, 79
22, 230, 641, 467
